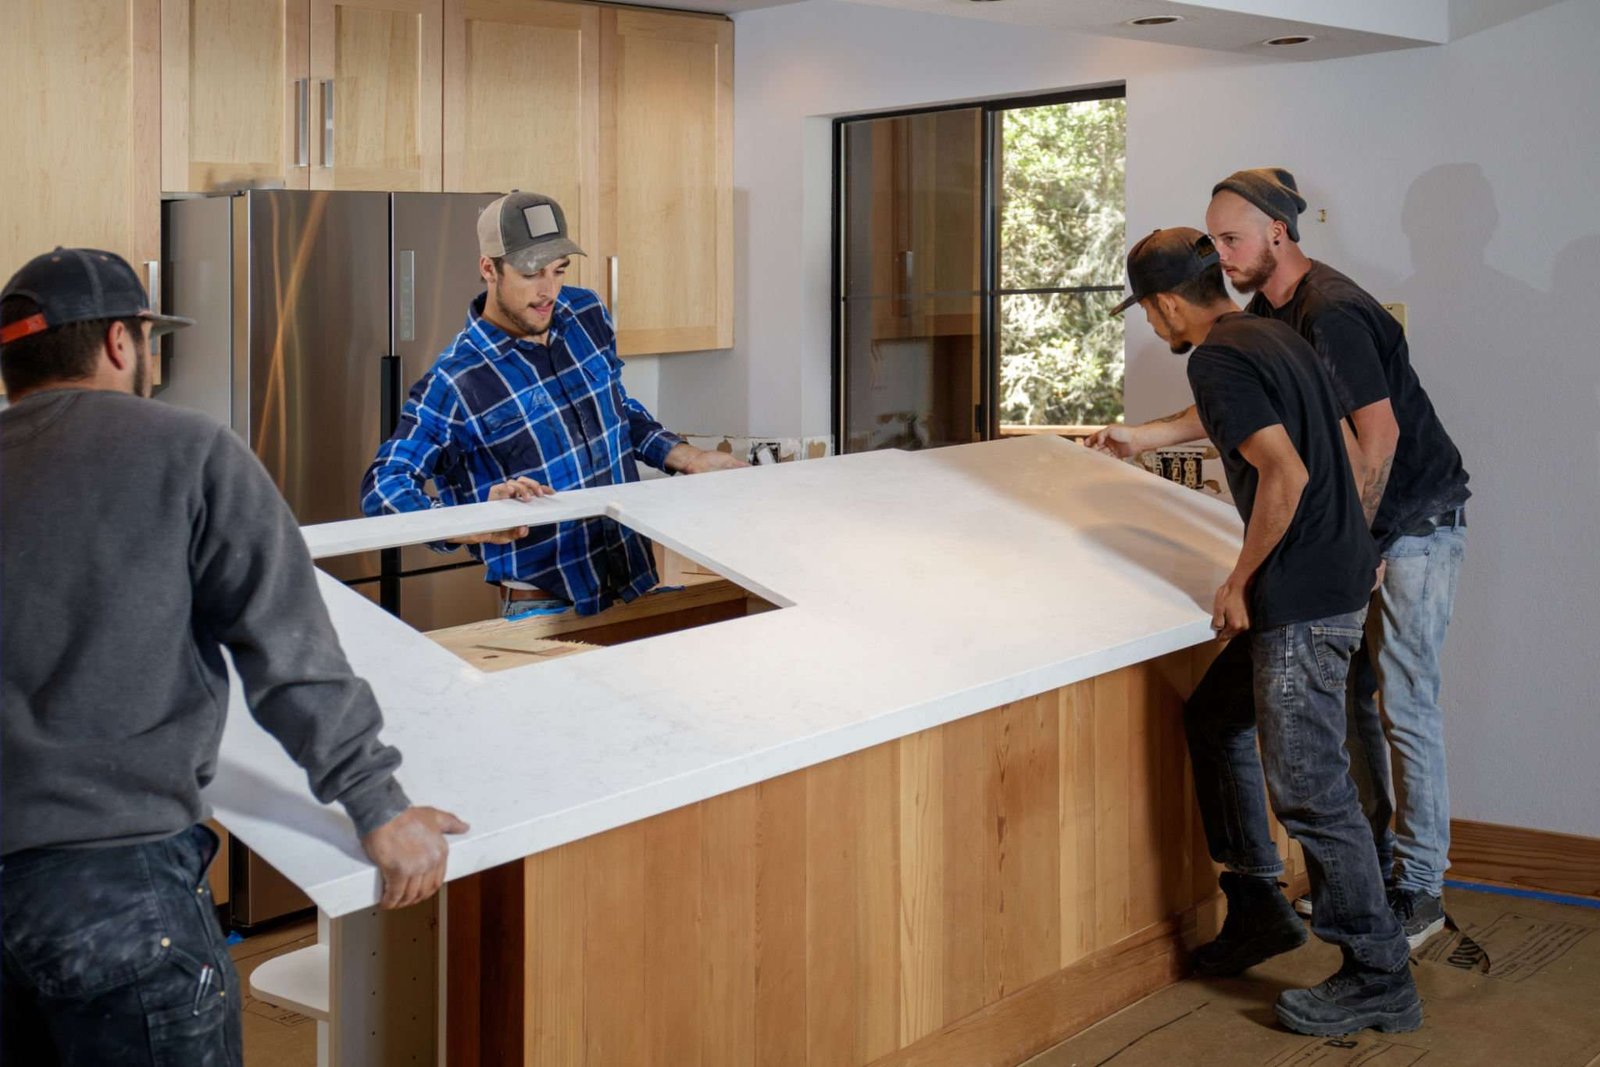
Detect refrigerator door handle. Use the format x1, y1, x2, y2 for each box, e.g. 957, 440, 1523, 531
380, 353, 403, 616
294, 79, 309, 167
321, 79, 335, 168
380, 353, 402, 440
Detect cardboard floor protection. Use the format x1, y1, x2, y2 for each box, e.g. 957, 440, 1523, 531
231, 920, 317, 1067
1026, 887, 1600, 1067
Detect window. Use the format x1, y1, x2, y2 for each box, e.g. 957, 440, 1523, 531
834, 88, 1126, 453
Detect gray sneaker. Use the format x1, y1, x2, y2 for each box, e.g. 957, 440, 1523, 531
1390, 888, 1446, 949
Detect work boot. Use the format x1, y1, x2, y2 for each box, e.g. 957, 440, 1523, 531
1192, 872, 1308, 977
1390, 887, 1447, 949
1275, 954, 1424, 1036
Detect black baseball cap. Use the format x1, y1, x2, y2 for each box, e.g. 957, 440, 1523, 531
477, 192, 585, 274
0, 248, 194, 345
1110, 227, 1221, 315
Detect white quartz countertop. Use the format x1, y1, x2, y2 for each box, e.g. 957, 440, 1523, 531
206, 436, 1244, 916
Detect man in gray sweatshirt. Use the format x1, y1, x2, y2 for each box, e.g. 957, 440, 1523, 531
0, 248, 466, 1066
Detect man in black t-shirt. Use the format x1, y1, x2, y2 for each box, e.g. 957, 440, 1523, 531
1207, 168, 1469, 948
1099, 228, 1417, 1037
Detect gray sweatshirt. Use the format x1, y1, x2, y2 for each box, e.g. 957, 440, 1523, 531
1, 389, 410, 854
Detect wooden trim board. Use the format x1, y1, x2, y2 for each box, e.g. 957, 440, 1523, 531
1450, 819, 1600, 900
863, 915, 1190, 1067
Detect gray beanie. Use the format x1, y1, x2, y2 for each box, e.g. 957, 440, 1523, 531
1212, 167, 1308, 242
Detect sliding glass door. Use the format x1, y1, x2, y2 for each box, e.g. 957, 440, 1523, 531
835, 89, 1126, 453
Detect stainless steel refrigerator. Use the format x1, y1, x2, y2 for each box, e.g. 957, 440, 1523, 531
162, 189, 504, 635
162, 189, 503, 927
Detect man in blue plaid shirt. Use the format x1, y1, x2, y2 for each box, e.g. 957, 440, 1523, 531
361, 192, 744, 618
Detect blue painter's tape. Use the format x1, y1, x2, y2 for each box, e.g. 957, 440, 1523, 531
1445, 878, 1600, 911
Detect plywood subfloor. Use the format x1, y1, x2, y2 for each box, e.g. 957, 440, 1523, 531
231, 919, 317, 1067
1026, 885, 1600, 1067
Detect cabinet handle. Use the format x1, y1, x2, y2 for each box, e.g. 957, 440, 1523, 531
321, 79, 335, 167
144, 260, 162, 355
294, 79, 309, 167
608, 256, 619, 325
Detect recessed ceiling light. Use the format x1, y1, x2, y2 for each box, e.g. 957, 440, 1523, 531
1263, 34, 1315, 45
1127, 15, 1184, 26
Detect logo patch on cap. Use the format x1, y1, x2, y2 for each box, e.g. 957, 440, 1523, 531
522, 204, 560, 240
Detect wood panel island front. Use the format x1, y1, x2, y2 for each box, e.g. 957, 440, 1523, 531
209, 435, 1306, 1066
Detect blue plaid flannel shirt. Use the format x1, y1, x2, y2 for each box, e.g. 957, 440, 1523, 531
360, 288, 683, 615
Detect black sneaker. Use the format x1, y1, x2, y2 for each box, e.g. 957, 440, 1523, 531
1390, 887, 1446, 949
1192, 872, 1308, 977
1275, 956, 1423, 1036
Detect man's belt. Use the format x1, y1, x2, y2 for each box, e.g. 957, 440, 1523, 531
1402, 506, 1467, 536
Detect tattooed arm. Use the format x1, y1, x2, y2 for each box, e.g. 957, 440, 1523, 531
1084, 405, 1207, 458
1347, 398, 1400, 526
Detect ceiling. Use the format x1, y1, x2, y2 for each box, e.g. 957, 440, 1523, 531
636, 0, 1568, 61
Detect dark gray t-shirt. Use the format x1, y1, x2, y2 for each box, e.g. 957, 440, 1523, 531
1247, 261, 1470, 549
1, 389, 409, 854
1187, 314, 1378, 629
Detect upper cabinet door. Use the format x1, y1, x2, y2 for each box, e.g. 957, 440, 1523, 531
1, 0, 160, 393
161, 0, 311, 193
443, 0, 599, 291
600, 9, 733, 356
310, 0, 443, 191
3, 0, 160, 278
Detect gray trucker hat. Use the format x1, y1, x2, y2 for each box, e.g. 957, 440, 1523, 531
477, 192, 586, 274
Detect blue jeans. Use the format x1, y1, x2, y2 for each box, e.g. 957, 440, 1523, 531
1345, 525, 1467, 897
1, 824, 243, 1066
1185, 610, 1409, 972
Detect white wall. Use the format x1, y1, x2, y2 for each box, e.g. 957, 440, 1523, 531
669, 0, 1600, 838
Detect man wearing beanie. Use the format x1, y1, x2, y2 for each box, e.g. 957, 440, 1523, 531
1206, 168, 1470, 950
1104, 227, 1418, 1036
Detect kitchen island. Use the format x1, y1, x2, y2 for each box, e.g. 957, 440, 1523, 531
210, 435, 1305, 1066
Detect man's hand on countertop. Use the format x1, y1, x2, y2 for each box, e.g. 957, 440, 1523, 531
666, 443, 750, 475
450, 477, 554, 545
361, 805, 470, 910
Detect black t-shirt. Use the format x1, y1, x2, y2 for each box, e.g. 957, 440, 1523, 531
1247, 261, 1470, 549
1187, 313, 1378, 629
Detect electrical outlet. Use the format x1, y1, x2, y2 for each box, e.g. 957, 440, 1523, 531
1381, 302, 1408, 333
748, 440, 784, 465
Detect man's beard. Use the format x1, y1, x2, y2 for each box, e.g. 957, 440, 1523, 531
492, 290, 549, 339
1152, 304, 1192, 355
1229, 245, 1277, 293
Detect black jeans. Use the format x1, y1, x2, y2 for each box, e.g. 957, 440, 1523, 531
2, 824, 243, 1066
1185, 611, 1409, 973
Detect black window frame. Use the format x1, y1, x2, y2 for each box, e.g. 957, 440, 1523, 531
831, 83, 1127, 450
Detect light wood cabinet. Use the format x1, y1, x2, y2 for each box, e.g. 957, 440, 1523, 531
312, 0, 443, 191
599, 7, 733, 356
2, 0, 160, 287
161, 0, 311, 193
443, 0, 600, 290
162, 0, 442, 193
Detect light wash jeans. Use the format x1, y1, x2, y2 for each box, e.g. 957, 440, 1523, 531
500, 594, 571, 621
1186, 609, 1409, 972
1344, 523, 1467, 898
